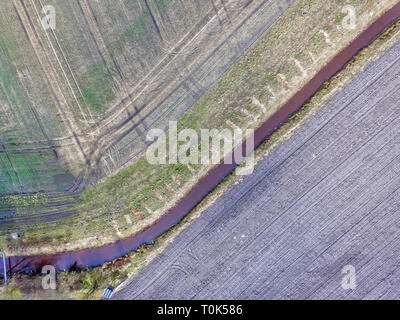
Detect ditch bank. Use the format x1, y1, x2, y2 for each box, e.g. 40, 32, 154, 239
2, 2, 400, 276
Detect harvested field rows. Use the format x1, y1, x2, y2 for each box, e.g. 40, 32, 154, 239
113, 37, 400, 300
0, 0, 294, 237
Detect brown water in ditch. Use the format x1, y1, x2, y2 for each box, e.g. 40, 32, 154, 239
2, 2, 400, 276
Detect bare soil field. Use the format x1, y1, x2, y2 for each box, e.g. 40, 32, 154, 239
113, 30, 400, 300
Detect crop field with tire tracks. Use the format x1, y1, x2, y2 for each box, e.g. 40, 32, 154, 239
0, 0, 296, 251
0, 0, 397, 257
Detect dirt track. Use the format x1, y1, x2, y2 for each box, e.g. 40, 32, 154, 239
113, 37, 400, 300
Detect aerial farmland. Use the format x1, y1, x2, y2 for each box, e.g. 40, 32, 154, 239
0, 0, 399, 304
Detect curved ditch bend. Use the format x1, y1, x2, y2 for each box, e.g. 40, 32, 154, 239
2, 2, 400, 276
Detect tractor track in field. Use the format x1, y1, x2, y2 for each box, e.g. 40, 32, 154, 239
88, 0, 296, 180
0, 174, 84, 229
